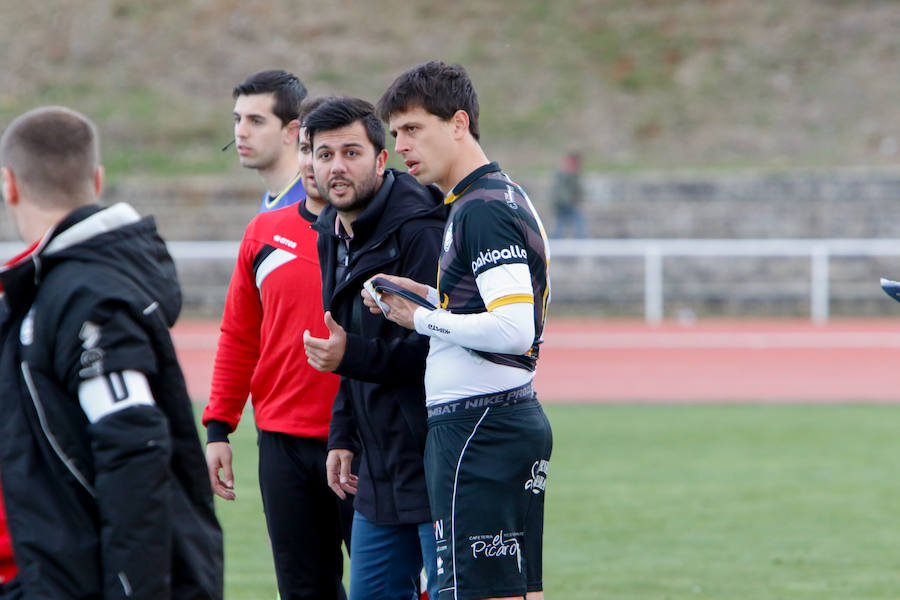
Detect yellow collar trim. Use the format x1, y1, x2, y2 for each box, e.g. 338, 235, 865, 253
265, 171, 303, 209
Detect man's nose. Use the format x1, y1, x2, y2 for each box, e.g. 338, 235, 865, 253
394, 134, 409, 155
330, 156, 348, 174
235, 119, 249, 138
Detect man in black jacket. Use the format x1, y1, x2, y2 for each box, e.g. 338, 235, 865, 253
0, 106, 223, 599
302, 97, 444, 600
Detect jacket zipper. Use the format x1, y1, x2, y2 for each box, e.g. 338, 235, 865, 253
20, 361, 97, 498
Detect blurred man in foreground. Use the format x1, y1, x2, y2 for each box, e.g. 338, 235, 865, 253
0, 106, 223, 599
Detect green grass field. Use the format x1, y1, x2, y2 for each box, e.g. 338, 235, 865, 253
205, 403, 900, 599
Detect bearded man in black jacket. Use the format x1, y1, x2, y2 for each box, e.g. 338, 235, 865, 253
302, 97, 444, 600
0, 106, 223, 600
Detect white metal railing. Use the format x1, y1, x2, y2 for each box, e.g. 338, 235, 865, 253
4, 238, 900, 323
549, 238, 900, 323
0, 241, 241, 261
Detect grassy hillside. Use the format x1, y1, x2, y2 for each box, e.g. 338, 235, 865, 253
1, 0, 898, 181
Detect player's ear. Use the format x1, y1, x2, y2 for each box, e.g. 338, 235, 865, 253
375, 148, 388, 177
451, 110, 470, 141
284, 119, 300, 145
93, 165, 104, 197
1, 167, 19, 207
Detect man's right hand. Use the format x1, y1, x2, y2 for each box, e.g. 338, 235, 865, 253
326, 448, 359, 500
206, 441, 236, 501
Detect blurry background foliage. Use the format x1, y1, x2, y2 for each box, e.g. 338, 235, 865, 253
0, 0, 897, 184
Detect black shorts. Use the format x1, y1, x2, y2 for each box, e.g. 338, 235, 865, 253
424, 389, 552, 600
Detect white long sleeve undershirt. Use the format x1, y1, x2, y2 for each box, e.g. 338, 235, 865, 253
413, 263, 535, 354
415, 263, 537, 405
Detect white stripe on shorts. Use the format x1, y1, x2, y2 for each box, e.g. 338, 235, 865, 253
450, 407, 491, 600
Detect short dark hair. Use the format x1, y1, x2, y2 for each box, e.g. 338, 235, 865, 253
298, 96, 333, 121
376, 61, 480, 141
303, 97, 385, 153
233, 69, 308, 126
0, 106, 99, 206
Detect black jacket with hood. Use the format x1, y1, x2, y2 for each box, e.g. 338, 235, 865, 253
313, 169, 445, 526
0, 203, 223, 599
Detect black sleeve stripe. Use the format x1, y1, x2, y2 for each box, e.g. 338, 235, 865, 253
252, 244, 277, 276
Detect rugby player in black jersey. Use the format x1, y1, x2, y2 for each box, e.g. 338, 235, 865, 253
368, 61, 553, 600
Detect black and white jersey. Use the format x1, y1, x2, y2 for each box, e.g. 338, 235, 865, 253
413, 163, 550, 405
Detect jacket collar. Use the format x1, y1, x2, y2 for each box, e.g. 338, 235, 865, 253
0, 203, 141, 315
44, 203, 139, 255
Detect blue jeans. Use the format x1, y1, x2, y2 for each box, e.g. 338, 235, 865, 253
348, 511, 437, 600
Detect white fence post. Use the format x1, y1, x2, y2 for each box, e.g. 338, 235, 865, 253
810, 245, 830, 324
644, 245, 663, 325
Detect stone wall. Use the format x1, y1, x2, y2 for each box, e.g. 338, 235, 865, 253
539, 169, 900, 317
536, 169, 900, 239
3, 169, 900, 318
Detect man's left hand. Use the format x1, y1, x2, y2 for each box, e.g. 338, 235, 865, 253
303, 311, 347, 372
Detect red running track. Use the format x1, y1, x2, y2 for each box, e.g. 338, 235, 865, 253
172, 318, 900, 404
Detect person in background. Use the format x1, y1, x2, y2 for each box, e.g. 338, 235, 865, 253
372, 61, 553, 600
203, 96, 353, 600
302, 96, 444, 600
0, 106, 223, 599
231, 69, 308, 212
550, 150, 586, 238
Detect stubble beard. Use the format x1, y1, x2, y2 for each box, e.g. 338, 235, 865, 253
319, 169, 379, 215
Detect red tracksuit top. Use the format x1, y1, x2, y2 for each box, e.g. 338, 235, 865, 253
202, 200, 339, 439
0, 247, 32, 585
0, 480, 17, 585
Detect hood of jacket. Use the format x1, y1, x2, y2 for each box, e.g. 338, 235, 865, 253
0, 202, 181, 326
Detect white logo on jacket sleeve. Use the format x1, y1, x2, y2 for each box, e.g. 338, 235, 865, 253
471, 244, 527, 275
79, 321, 101, 348
78, 321, 105, 379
